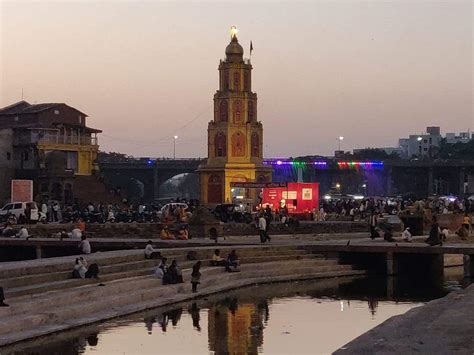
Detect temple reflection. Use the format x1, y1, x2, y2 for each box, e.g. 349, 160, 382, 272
208, 297, 266, 355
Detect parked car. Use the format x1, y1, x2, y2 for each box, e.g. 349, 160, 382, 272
0, 202, 46, 223
212, 204, 253, 223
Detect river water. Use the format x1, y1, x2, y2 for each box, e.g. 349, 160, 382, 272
4, 270, 469, 355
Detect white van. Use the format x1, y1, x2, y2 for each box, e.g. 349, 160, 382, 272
0, 202, 42, 222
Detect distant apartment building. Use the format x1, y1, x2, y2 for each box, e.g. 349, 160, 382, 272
0, 100, 101, 203
398, 126, 471, 159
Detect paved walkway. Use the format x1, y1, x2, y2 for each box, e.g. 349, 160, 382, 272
335, 284, 474, 354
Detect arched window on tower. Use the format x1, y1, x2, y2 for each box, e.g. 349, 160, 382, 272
214, 132, 227, 157
222, 70, 229, 90
219, 100, 228, 122
248, 100, 254, 122
233, 71, 240, 91
251, 132, 260, 157
244, 71, 250, 91
231, 132, 246, 157
233, 100, 242, 123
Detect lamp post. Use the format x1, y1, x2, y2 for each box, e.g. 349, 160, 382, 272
173, 135, 178, 159
338, 136, 344, 151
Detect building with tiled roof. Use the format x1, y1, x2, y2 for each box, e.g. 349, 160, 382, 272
0, 100, 102, 203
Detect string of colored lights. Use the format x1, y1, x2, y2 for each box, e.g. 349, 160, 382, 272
263, 160, 384, 169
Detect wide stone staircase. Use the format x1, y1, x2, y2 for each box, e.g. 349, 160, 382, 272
0, 245, 366, 347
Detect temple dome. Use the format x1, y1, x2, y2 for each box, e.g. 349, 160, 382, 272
225, 35, 244, 62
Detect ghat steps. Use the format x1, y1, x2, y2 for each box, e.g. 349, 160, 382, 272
0, 245, 365, 347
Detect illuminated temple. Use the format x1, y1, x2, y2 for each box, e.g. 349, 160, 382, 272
199, 28, 272, 205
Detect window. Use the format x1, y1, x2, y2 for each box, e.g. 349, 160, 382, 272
251, 132, 259, 157
429, 138, 432, 144
6, 152, 11, 160
2, 204, 12, 211
215, 132, 227, 157
423, 139, 427, 143
233, 71, 240, 91
219, 100, 228, 122
233, 100, 242, 123
54, 110, 60, 115
248, 100, 254, 121
244, 71, 250, 91
23, 151, 29, 161
222, 70, 229, 90
14, 203, 22, 209
231, 132, 246, 157
423, 148, 428, 151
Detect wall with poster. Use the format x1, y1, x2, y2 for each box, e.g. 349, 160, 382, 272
11, 179, 33, 202
262, 182, 319, 215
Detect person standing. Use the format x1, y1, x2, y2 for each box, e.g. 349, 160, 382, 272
462, 213, 471, 237
369, 211, 379, 239
191, 261, 201, 293
0, 286, 8, 307
258, 213, 270, 243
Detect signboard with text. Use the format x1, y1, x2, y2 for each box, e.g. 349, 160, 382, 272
230, 182, 287, 189
11, 180, 33, 203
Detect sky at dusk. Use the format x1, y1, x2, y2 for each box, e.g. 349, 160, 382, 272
1, 1, 472, 158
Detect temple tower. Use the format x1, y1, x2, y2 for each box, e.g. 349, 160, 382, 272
199, 28, 272, 205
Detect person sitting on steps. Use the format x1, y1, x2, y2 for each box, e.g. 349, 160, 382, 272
225, 250, 240, 272
78, 234, 91, 254
155, 257, 169, 282
160, 225, 175, 240
167, 260, 184, 284
145, 240, 161, 259
72, 257, 99, 279
177, 225, 189, 240
402, 227, 412, 242
211, 249, 226, 266
425, 216, 442, 246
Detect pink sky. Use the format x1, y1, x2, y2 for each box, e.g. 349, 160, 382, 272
1, 1, 472, 158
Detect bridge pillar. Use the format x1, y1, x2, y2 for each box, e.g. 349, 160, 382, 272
35, 245, 43, 259
428, 168, 434, 195
463, 254, 474, 278
459, 168, 466, 195
386, 252, 398, 276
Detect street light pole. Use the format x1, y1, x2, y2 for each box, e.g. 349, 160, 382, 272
173, 135, 178, 159
338, 136, 344, 151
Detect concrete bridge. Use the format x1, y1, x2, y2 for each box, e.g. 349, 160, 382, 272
99, 158, 205, 201
99, 157, 474, 200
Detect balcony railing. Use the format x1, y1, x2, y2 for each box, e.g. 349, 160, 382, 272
14, 132, 98, 146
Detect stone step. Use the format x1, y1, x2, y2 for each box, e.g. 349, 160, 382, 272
2, 252, 327, 296
0, 267, 368, 347
0, 245, 313, 279
1, 259, 343, 318
0, 263, 357, 337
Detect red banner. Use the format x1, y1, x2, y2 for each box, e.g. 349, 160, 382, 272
11, 180, 33, 202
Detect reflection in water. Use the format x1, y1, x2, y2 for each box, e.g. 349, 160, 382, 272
4, 270, 469, 355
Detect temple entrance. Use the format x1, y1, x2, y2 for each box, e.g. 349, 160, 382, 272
208, 175, 223, 203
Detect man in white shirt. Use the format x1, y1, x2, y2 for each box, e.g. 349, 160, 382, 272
16, 226, 31, 239
78, 235, 91, 254
258, 214, 270, 243
70, 227, 82, 239
144, 240, 161, 259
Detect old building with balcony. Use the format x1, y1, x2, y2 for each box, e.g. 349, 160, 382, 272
0, 100, 102, 204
